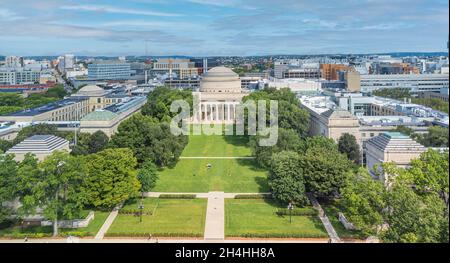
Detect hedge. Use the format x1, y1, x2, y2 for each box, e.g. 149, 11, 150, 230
234, 194, 272, 199
105, 232, 203, 238
0, 233, 52, 239
227, 232, 328, 238
275, 208, 318, 216
119, 209, 153, 216
159, 194, 196, 199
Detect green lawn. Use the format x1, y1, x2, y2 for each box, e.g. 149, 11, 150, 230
154, 133, 268, 193
0, 210, 109, 238
320, 200, 366, 239
107, 198, 207, 237
225, 199, 328, 238
154, 158, 268, 192
182, 134, 251, 157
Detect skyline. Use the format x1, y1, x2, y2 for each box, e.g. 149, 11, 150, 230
0, 0, 449, 56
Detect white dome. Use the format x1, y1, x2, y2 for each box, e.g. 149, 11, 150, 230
200, 66, 241, 93
75, 85, 106, 97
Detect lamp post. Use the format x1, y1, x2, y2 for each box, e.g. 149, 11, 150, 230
288, 202, 294, 224
138, 201, 144, 223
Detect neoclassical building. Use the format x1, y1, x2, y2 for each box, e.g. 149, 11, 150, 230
192, 66, 247, 123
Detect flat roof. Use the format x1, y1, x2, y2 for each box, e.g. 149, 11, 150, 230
7, 97, 88, 117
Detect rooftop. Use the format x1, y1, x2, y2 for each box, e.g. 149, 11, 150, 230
366, 132, 427, 153
6, 97, 88, 117
6, 135, 69, 154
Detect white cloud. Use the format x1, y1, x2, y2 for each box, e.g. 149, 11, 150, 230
60, 4, 181, 17
0, 8, 24, 21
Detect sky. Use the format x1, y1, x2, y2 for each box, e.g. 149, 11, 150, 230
0, 0, 448, 56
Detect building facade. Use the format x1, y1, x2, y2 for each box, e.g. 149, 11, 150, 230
88, 61, 131, 80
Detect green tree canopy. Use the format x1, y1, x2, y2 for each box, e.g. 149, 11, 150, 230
109, 113, 188, 167
141, 86, 193, 122
0, 154, 18, 223
85, 148, 140, 208
87, 130, 109, 154
17, 151, 88, 236
338, 133, 361, 164
137, 161, 159, 193
340, 168, 385, 235
269, 151, 309, 206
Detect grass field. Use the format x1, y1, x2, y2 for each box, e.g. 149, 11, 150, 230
225, 199, 328, 238
154, 134, 268, 193
0, 210, 110, 238
182, 134, 251, 157
107, 198, 207, 237
154, 158, 268, 192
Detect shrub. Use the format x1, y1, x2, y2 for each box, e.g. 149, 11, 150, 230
275, 208, 318, 216
227, 232, 328, 238
234, 194, 272, 199
119, 209, 153, 216
105, 232, 202, 238
159, 194, 196, 199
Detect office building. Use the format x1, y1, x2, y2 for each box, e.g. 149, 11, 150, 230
360, 74, 449, 93
0, 68, 41, 85
88, 61, 131, 80
320, 64, 351, 81
5, 56, 24, 68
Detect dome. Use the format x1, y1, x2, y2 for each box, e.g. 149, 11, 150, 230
75, 85, 107, 97
200, 66, 241, 93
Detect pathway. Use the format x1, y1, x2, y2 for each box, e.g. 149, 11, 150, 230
307, 193, 342, 243
94, 204, 122, 240
204, 192, 225, 240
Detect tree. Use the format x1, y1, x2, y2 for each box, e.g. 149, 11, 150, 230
419, 126, 448, 147
141, 86, 193, 122
0, 154, 17, 224
85, 148, 140, 208
268, 151, 309, 206
302, 145, 351, 197
340, 168, 385, 235
0, 139, 13, 153
400, 149, 449, 206
137, 161, 159, 193
17, 151, 87, 237
338, 133, 361, 164
110, 113, 188, 167
87, 130, 109, 154
249, 128, 303, 168
382, 183, 446, 243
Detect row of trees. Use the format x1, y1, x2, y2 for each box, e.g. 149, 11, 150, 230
0, 148, 158, 236
394, 125, 449, 148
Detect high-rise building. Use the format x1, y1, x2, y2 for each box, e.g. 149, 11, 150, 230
64, 54, 75, 69
320, 64, 351, 81
5, 56, 24, 68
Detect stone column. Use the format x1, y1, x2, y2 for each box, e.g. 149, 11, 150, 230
215, 103, 219, 121
227, 103, 230, 121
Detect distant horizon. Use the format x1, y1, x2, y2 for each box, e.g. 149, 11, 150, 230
1, 51, 448, 59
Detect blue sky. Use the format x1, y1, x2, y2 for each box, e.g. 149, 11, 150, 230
0, 0, 448, 56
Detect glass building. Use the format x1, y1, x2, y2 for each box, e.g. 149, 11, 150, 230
88, 61, 131, 80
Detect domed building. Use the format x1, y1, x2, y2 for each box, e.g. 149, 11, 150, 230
193, 66, 247, 123
72, 85, 109, 111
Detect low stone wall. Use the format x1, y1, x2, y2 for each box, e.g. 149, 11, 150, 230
338, 212, 356, 230
41, 211, 95, 228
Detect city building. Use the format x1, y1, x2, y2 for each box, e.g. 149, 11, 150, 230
0, 68, 41, 85
192, 66, 247, 123
365, 132, 426, 182
152, 58, 198, 79
360, 74, 449, 93
267, 78, 321, 94
79, 96, 147, 137
5, 56, 24, 68
320, 64, 351, 81
6, 135, 70, 162
88, 61, 131, 80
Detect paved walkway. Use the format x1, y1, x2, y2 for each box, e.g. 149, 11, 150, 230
94, 204, 122, 240
180, 156, 255, 159
144, 192, 270, 199
307, 193, 341, 243
204, 192, 225, 240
